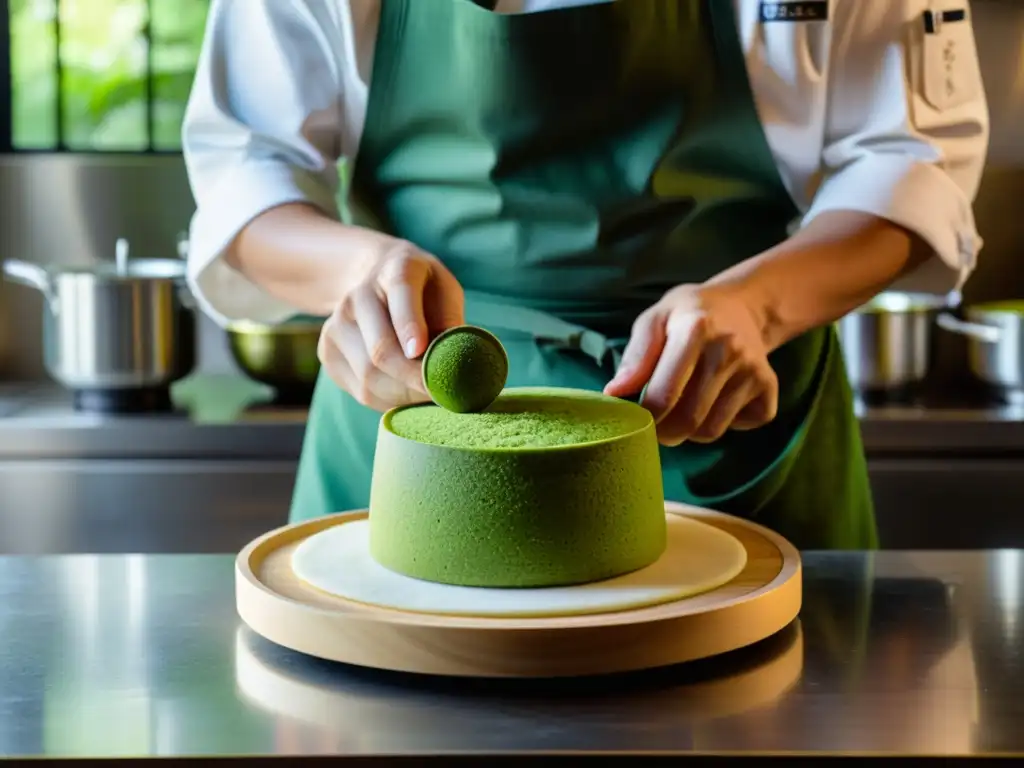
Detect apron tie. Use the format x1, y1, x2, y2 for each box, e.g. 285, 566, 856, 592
463, 290, 626, 371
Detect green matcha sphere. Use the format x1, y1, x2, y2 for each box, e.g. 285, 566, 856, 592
368, 387, 667, 588
422, 326, 508, 414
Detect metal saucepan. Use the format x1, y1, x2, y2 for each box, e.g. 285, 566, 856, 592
1, 238, 196, 406
937, 301, 1024, 404
225, 317, 324, 405
837, 291, 952, 396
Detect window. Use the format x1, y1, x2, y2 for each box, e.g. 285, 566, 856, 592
2, 0, 209, 153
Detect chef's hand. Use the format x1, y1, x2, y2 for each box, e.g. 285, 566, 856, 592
318, 237, 465, 411
603, 283, 777, 445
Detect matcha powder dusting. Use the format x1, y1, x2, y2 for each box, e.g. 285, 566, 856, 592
422, 325, 509, 413
390, 389, 649, 449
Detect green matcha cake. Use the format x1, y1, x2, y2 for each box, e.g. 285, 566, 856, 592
367, 387, 666, 588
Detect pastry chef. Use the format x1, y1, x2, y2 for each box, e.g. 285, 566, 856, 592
181, 0, 989, 550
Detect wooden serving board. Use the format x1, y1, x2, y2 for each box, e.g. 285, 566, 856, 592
236, 501, 802, 678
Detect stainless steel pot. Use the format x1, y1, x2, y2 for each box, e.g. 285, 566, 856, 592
837, 292, 950, 394
937, 302, 1024, 403
1, 239, 196, 402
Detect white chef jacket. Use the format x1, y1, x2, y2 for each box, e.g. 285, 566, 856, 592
181, 0, 990, 328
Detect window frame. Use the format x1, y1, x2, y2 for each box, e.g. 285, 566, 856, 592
1, 0, 188, 155
0, 0, 12, 152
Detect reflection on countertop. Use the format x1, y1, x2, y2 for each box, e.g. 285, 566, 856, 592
0, 375, 310, 460
0, 375, 308, 424
0, 550, 1019, 758
1, 374, 1024, 457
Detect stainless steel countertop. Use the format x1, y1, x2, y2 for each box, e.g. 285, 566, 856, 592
0, 551, 1020, 759
3, 375, 1024, 459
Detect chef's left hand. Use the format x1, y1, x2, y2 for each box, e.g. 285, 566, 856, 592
603, 283, 778, 446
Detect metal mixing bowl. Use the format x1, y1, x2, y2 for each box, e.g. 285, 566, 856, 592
226, 318, 324, 404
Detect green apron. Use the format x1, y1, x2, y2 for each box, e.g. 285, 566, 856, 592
290, 0, 878, 550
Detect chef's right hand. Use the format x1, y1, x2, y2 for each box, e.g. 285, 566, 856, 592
318, 237, 465, 411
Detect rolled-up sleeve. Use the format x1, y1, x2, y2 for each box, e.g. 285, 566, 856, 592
182, 0, 346, 326
803, 0, 990, 296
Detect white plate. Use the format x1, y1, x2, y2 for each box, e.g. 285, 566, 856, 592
291, 513, 747, 619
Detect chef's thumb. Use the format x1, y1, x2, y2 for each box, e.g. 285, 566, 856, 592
425, 265, 466, 336
382, 265, 431, 360
604, 312, 665, 398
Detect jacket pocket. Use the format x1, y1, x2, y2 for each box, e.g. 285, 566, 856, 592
908, 2, 985, 130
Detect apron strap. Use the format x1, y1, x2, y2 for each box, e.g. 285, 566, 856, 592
463, 290, 626, 369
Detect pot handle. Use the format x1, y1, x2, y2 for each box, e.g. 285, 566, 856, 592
936, 312, 1003, 344
176, 281, 198, 312
172, 233, 199, 310
2, 259, 59, 313
176, 232, 190, 260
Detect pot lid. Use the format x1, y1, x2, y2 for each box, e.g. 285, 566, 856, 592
47, 238, 186, 280
858, 291, 953, 313
50, 259, 187, 280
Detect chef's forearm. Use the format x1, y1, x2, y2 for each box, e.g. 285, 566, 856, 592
706, 210, 931, 352
226, 202, 388, 317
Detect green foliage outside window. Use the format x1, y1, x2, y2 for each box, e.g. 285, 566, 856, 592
8, 0, 209, 151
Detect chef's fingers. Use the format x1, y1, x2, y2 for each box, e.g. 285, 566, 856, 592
323, 303, 421, 407
423, 261, 466, 336
330, 320, 428, 410
689, 375, 758, 444
604, 308, 668, 398
318, 328, 393, 411
317, 332, 353, 391
638, 311, 708, 422
655, 344, 737, 446
376, 250, 432, 360
668, 342, 742, 443
351, 287, 427, 394
732, 368, 779, 430
319, 336, 396, 410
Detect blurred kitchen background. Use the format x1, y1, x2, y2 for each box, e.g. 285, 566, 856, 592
1, 0, 1024, 554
